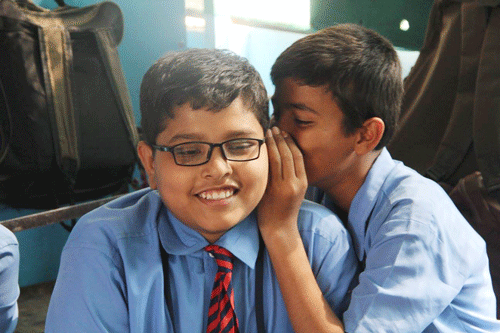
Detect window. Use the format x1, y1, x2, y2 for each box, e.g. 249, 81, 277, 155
215, 0, 310, 32
186, 0, 311, 33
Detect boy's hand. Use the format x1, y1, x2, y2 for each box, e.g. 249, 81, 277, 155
257, 128, 344, 333
258, 127, 307, 236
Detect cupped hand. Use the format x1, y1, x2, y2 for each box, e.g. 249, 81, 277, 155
257, 127, 308, 235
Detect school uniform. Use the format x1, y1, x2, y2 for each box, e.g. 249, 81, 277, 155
330, 149, 500, 332
45, 188, 358, 332
0, 224, 19, 333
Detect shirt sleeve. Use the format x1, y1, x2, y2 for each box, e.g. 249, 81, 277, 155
301, 213, 359, 318
0, 238, 20, 333
343, 219, 464, 333
45, 244, 129, 332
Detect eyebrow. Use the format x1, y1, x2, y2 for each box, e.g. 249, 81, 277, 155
222, 130, 262, 139
271, 96, 319, 115
168, 130, 262, 144
289, 103, 319, 115
168, 133, 203, 144
279, 102, 319, 116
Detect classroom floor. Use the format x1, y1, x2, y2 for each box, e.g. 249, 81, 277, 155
16, 280, 55, 333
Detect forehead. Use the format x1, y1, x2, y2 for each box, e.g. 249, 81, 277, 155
158, 97, 264, 144
275, 77, 330, 97
273, 78, 339, 115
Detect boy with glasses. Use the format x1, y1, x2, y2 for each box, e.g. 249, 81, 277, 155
45, 48, 358, 332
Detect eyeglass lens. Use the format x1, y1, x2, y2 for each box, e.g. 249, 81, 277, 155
172, 139, 261, 165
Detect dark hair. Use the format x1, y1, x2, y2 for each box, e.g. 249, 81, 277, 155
140, 48, 269, 144
271, 24, 403, 149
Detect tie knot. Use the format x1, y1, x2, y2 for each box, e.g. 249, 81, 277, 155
205, 245, 234, 272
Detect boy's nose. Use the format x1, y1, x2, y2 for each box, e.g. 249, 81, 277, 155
201, 147, 232, 179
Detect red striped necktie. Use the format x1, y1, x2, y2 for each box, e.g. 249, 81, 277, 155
205, 245, 240, 333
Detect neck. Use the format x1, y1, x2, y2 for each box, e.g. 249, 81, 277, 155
322, 150, 381, 214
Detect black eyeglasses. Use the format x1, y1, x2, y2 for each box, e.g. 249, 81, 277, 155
150, 138, 265, 166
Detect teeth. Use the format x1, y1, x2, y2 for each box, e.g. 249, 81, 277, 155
199, 189, 234, 200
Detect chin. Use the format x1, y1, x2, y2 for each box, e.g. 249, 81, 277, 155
209, 212, 247, 229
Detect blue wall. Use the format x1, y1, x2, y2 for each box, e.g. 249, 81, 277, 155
37, 0, 187, 122
0, 0, 186, 287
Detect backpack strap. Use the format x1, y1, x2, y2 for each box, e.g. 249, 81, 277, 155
21, 9, 80, 184
255, 235, 266, 332
160, 243, 175, 328
424, 2, 485, 183
40, 23, 79, 181
160, 237, 266, 331
94, 29, 139, 150
472, 5, 500, 194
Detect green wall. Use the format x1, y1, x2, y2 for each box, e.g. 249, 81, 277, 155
310, 0, 433, 50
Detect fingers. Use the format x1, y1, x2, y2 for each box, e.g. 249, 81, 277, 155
283, 133, 306, 181
266, 127, 305, 181
265, 128, 282, 181
272, 128, 295, 180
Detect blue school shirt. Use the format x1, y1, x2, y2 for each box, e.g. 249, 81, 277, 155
45, 188, 358, 332
0, 224, 19, 333
329, 148, 500, 332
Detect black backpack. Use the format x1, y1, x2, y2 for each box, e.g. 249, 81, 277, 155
0, 0, 139, 208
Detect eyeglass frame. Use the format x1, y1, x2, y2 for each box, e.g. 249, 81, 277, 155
150, 138, 266, 166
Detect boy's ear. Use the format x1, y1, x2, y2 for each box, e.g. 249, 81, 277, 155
354, 117, 385, 155
137, 141, 158, 189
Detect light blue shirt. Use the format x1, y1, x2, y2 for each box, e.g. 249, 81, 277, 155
45, 188, 358, 332
328, 148, 500, 332
0, 224, 19, 333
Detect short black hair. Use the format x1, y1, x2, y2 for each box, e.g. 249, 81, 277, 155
140, 48, 269, 144
271, 24, 403, 149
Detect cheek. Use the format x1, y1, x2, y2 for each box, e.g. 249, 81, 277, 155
288, 130, 316, 155
252, 158, 269, 187
276, 118, 314, 152
243, 156, 268, 199
154, 160, 192, 194
276, 116, 293, 133
261, 158, 269, 187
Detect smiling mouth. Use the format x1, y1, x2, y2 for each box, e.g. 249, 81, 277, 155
197, 188, 236, 200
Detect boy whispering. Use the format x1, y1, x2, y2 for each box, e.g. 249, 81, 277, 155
259, 23, 500, 332
45, 48, 358, 332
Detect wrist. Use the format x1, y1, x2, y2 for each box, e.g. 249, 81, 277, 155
260, 222, 301, 250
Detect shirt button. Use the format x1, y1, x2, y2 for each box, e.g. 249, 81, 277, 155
209, 253, 214, 258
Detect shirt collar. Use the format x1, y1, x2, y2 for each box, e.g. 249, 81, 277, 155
347, 148, 395, 261
158, 202, 260, 269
